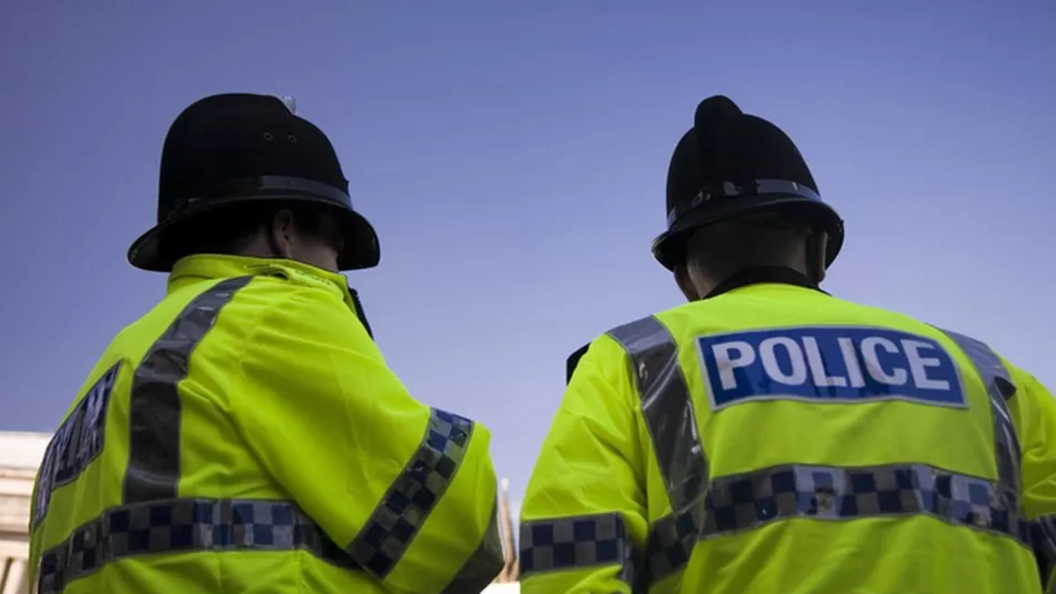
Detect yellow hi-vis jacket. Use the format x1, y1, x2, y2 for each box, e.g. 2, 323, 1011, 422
27, 254, 504, 594
520, 278, 1056, 594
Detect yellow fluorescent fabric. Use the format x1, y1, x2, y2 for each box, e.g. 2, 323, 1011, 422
1015, 369, 1056, 593
519, 335, 652, 594
231, 270, 504, 594
521, 282, 1054, 594
28, 254, 503, 594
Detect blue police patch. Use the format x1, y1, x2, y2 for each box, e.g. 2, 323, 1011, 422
696, 327, 965, 410
33, 361, 122, 528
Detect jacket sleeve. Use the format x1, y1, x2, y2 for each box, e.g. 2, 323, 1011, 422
519, 335, 650, 594
230, 286, 504, 594
1013, 366, 1056, 592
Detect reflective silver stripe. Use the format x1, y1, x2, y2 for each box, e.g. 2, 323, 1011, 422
439, 500, 505, 594
940, 329, 1050, 587
938, 329, 1023, 497
519, 512, 644, 591
348, 407, 475, 579
123, 276, 253, 503
36, 497, 359, 594
607, 316, 708, 587
607, 316, 708, 515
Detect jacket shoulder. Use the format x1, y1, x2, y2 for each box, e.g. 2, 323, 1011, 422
566, 343, 591, 384
566, 312, 670, 384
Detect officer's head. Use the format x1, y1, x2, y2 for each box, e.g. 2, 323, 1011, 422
127, 93, 380, 274
652, 96, 844, 300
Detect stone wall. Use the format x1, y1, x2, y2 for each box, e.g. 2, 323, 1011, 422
0, 432, 48, 594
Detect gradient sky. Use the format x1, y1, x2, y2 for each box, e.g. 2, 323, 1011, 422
2, 0, 1054, 513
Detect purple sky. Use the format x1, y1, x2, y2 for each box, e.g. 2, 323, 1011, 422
2, 0, 1054, 506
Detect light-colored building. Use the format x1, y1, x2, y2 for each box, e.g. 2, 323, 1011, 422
0, 431, 49, 594
0, 431, 519, 594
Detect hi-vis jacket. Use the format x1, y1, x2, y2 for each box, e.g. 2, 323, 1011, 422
27, 254, 504, 594
520, 271, 1056, 594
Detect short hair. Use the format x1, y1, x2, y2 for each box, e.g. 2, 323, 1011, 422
157, 201, 328, 264
683, 209, 813, 280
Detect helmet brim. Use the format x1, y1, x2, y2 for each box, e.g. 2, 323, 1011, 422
127, 193, 380, 273
651, 196, 844, 271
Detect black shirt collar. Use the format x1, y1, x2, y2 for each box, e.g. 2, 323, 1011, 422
703, 266, 828, 300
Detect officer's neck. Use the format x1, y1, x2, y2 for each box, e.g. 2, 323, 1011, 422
699, 266, 825, 300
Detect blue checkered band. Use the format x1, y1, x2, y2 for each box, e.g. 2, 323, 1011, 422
607, 316, 708, 516
519, 513, 644, 590
348, 407, 474, 579
644, 462, 1031, 583
646, 501, 704, 582
36, 498, 359, 594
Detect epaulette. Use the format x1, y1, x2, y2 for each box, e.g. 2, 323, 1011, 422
566, 343, 591, 385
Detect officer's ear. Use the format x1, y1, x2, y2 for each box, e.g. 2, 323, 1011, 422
267, 208, 297, 259
674, 261, 701, 302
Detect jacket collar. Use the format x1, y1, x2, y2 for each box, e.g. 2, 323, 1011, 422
168, 254, 352, 300
703, 266, 828, 300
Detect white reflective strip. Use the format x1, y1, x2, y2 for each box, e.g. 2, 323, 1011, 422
278, 95, 297, 114
607, 316, 708, 516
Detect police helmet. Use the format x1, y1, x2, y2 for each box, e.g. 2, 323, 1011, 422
651, 95, 844, 271
127, 93, 380, 272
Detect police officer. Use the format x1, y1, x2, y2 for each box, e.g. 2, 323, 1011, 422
518, 95, 1056, 594
28, 94, 504, 594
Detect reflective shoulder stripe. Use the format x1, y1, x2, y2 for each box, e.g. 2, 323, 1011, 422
937, 328, 1054, 586
124, 276, 254, 503
439, 500, 505, 594
606, 316, 708, 515
347, 408, 475, 580
605, 316, 709, 586
36, 497, 359, 594
935, 328, 1023, 496
517, 317, 686, 591
939, 328, 1056, 590
519, 512, 644, 591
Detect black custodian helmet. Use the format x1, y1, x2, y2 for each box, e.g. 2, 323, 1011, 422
651, 95, 844, 271
127, 93, 380, 272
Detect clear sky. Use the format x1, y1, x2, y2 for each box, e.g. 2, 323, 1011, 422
1, 0, 1054, 515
